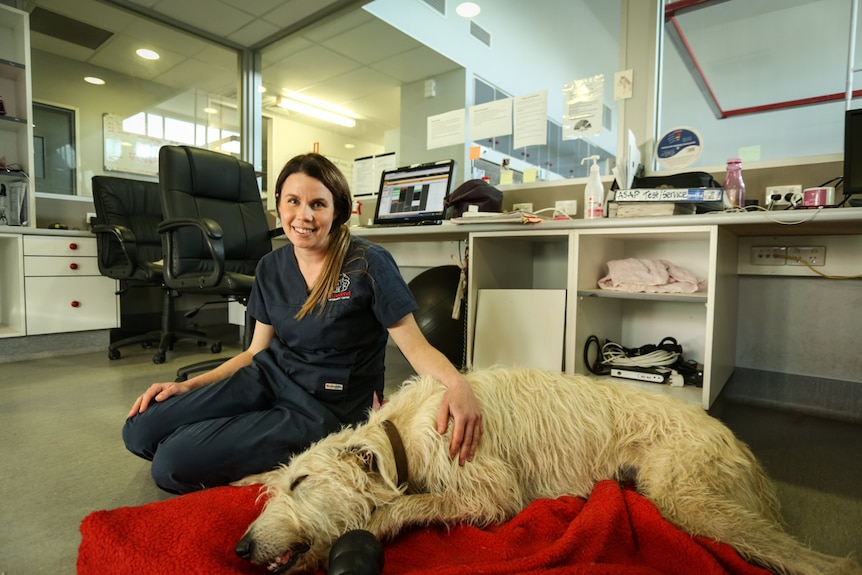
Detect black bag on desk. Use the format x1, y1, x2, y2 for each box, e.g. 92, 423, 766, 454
444, 179, 503, 218
631, 171, 721, 189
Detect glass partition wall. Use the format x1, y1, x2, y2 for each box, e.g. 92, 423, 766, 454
27, 0, 239, 197
658, 0, 854, 169
260, 0, 622, 188
21, 0, 859, 203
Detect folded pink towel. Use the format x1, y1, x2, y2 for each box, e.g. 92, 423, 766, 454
598, 258, 706, 294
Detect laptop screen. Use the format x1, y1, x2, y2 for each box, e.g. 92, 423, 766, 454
373, 160, 456, 226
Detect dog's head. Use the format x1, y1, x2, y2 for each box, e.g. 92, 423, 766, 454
235, 426, 403, 574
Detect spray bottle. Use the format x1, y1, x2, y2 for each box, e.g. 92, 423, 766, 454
581, 155, 604, 219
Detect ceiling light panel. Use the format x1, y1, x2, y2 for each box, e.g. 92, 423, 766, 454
456, 3, 481, 18
275, 97, 356, 128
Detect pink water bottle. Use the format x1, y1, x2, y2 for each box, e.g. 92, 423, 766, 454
724, 158, 745, 208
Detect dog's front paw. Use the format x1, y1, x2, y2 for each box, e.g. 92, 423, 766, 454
364, 510, 396, 540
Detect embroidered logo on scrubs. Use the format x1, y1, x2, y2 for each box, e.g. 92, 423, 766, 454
325, 383, 344, 391
329, 273, 351, 301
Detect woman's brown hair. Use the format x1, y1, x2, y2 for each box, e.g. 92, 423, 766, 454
274, 153, 353, 319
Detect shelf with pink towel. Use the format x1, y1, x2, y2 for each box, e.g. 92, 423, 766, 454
576, 288, 707, 303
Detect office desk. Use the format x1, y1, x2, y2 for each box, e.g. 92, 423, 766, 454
353, 208, 862, 409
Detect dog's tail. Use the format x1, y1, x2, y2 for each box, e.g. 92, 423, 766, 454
734, 526, 861, 575
684, 500, 861, 575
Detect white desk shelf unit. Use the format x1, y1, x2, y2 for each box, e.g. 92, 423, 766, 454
571, 225, 738, 409
466, 225, 738, 409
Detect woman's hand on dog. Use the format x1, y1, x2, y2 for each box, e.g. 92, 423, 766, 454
438, 377, 484, 465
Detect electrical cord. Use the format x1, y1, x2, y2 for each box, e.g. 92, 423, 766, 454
532, 207, 572, 219
601, 337, 681, 368
584, 335, 704, 386
775, 253, 862, 279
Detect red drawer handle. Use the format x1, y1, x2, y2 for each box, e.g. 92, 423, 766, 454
70, 263, 79, 270
71, 301, 81, 308
69, 242, 78, 250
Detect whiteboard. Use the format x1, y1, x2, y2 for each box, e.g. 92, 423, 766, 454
103, 113, 180, 177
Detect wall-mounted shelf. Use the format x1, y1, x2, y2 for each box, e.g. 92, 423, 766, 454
0, 4, 35, 228
576, 289, 708, 303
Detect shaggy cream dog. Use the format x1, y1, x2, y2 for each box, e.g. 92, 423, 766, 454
234, 367, 860, 575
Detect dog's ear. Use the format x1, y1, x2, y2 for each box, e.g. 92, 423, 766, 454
340, 445, 376, 472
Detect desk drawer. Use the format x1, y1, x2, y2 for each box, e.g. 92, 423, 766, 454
25, 276, 119, 335
23, 235, 97, 257
24, 256, 100, 276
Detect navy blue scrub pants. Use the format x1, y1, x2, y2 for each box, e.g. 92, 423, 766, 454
122, 358, 342, 494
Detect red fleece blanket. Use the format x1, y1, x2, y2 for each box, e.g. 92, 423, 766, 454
78, 480, 771, 575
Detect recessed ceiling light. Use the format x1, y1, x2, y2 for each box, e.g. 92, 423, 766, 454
203, 107, 218, 114
344, 143, 355, 149
456, 2, 481, 18
136, 48, 160, 60
84, 76, 105, 85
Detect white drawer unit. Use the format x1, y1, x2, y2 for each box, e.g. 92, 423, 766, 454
23, 235, 119, 335
24, 276, 120, 335
24, 235, 98, 257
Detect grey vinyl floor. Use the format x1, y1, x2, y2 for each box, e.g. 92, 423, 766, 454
1, 330, 860, 574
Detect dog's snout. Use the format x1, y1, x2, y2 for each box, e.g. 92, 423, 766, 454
235, 533, 255, 560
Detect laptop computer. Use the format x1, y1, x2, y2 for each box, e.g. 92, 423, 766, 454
369, 160, 456, 227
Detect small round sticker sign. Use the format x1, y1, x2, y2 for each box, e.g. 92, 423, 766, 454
655, 127, 702, 170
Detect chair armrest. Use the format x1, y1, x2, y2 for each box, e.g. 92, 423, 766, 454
92, 222, 138, 278
157, 217, 226, 288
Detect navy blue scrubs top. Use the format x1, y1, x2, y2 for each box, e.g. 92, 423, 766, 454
247, 235, 418, 424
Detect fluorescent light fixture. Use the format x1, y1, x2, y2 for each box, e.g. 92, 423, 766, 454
258, 85, 267, 93
84, 76, 105, 85
456, 2, 481, 18
203, 107, 218, 114
136, 48, 160, 60
284, 90, 358, 120
275, 96, 356, 128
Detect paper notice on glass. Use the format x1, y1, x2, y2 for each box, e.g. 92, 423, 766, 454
469, 99, 512, 143
562, 74, 604, 140
513, 90, 548, 149
352, 152, 397, 197
427, 109, 466, 150
352, 156, 375, 197
614, 69, 633, 100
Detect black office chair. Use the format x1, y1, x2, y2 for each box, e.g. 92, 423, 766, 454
91, 175, 222, 364
157, 145, 279, 381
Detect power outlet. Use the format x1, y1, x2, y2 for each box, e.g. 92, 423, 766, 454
555, 200, 578, 216
786, 245, 826, 266
513, 202, 533, 213
750, 246, 786, 265
765, 185, 801, 208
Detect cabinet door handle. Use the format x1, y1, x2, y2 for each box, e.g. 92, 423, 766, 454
69, 242, 78, 250
70, 263, 79, 270
71, 301, 81, 308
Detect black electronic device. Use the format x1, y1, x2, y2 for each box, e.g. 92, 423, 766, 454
370, 160, 456, 227
842, 108, 862, 197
